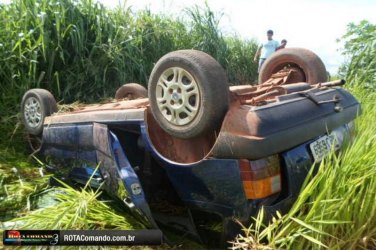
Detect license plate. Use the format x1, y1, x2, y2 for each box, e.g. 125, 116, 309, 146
309, 134, 337, 162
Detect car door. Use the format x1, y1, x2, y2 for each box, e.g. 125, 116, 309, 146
42, 122, 157, 228
92, 123, 158, 228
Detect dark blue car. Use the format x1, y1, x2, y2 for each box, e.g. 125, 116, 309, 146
20, 49, 360, 247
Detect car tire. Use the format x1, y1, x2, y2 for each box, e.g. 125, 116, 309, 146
259, 48, 328, 84
115, 83, 147, 100
21, 88, 57, 135
148, 50, 229, 139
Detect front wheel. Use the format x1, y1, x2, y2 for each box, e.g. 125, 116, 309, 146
21, 89, 57, 135
148, 50, 229, 139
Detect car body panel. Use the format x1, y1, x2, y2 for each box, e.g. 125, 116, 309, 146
42, 122, 158, 228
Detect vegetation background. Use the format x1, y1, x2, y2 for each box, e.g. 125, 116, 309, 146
0, 0, 258, 148
0, 0, 375, 249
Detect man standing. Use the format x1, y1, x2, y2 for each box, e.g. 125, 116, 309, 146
254, 30, 280, 72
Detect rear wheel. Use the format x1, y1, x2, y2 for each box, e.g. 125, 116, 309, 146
148, 50, 229, 139
21, 89, 57, 136
259, 48, 327, 84
115, 83, 147, 100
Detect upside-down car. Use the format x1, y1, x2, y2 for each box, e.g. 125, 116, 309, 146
21, 48, 360, 247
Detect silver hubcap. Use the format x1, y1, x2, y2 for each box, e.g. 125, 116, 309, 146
156, 67, 200, 126
24, 97, 42, 128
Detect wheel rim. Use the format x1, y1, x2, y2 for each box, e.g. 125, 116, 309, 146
156, 67, 200, 126
24, 96, 42, 128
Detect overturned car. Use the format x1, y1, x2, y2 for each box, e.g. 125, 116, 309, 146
21, 48, 360, 247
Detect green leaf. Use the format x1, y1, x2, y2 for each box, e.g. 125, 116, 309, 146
298, 232, 328, 248
311, 220, 352, 224
291, 217, 332, 237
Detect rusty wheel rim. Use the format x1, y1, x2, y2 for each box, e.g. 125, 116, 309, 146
156, 67, 200, 126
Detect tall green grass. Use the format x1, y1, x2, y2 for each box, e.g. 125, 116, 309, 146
0, 149, 48, 221
0, 0, 258, 148
0, 153, 203, 249
338, 20, 376, 89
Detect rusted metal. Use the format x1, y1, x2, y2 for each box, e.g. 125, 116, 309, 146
69, 98, 149, 113
315, 79, 346, 88
229, 71, 291, 104
229, 69, 347, 106
145, 109, 216, 163
245, 87, 287, 105
262, 68, 294, 86
229, 69, 294, 105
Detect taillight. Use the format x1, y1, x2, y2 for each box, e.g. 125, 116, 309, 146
239, 155, 281, 199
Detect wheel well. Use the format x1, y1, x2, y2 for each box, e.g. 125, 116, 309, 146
145, 109, 216, 164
